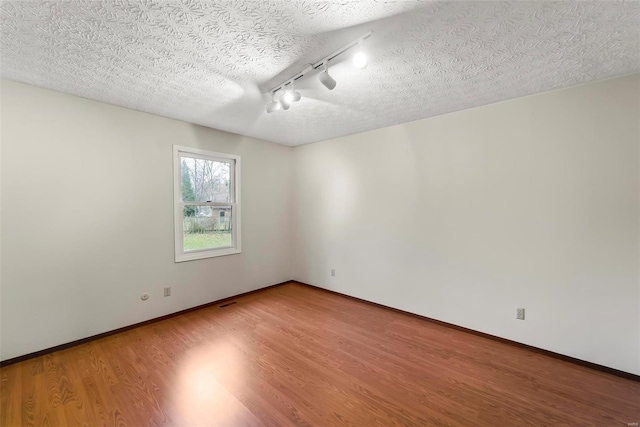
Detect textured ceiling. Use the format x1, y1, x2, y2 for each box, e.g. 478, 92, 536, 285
1, 1, 639, 146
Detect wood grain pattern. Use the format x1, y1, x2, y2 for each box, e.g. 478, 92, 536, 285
1, 282, 639, 426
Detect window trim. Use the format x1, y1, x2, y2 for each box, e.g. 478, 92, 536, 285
173, 145, 241, 262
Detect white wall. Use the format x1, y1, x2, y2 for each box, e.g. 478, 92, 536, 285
3, 75, 639, 375
292, 74, 640, 375
0, 80, 293, 361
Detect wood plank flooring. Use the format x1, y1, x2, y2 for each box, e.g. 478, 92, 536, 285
1, 282, 639, 426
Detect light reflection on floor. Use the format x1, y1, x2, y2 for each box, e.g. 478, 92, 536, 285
171, 339, 257, 426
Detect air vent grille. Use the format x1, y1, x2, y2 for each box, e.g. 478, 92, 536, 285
219, 301, 237, 308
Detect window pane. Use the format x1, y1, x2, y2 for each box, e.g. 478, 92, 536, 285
183, 206, 232, 251
180, 156, 231, 203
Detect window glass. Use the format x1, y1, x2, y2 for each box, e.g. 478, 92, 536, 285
180, 156, 231, 203
183, 206, 232, 252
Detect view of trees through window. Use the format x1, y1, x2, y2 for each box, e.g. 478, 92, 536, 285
180, 156, 232, 251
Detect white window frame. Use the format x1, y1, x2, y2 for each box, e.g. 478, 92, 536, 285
173, 145, 241, 262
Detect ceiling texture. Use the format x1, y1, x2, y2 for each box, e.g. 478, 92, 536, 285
1, 1, 639, 146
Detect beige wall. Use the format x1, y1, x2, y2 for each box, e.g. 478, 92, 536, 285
0, 80, 293, 361
292, 74, 640, 375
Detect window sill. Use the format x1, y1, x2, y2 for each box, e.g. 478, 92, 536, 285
175, 248, 241, 262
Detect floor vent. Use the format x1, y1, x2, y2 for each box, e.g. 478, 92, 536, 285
219, 301, 237, 308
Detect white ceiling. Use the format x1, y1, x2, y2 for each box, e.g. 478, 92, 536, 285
1, 1, 639, 146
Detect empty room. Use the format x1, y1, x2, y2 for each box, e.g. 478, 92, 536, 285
1, 1, 639, 426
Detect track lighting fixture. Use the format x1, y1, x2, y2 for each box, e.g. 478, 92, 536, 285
319, 62, 337, 90
264, 31, 372, 113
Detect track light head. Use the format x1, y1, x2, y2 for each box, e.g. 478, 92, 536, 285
279, 86, 292, 110
266, 101, 280, 113
353, 51, 367, 69
283, 90, 294, 104
291, 81, 302, 102
280, 92, 291, 110
284, 82, 302, 103
353, 40, 368, 69
266, 92, 281, 113
280, 81, 302, 107
319, 63, 336, 90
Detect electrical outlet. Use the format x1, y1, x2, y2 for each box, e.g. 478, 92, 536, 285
164, 287, 171, 297
331, 269, 336, 277
516, 307, 525, 320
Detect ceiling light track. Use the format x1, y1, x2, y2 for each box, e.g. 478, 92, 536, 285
266, 31, 372, 113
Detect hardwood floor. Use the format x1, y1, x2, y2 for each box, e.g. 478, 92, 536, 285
1, 282, 638, 426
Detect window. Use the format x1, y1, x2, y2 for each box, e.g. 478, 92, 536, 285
173, 146, 241, 262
